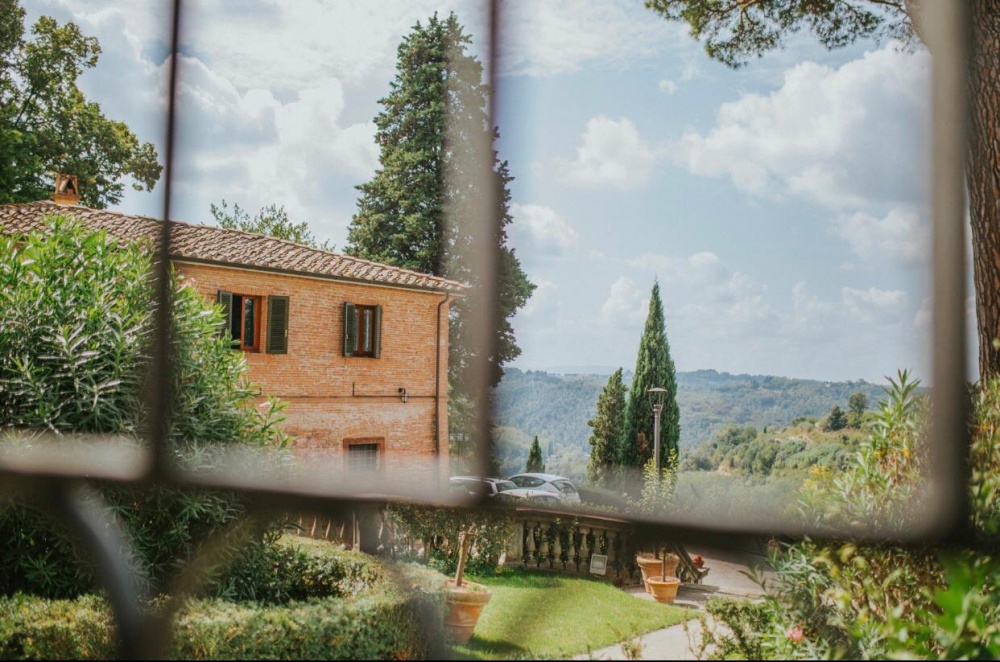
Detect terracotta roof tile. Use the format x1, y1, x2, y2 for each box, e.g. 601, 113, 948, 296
0, 201, 467, 294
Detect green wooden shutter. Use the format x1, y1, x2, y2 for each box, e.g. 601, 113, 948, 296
343, 302, 357, 357
216, 290, 233, 341
267, 295, 289, 354
373, 305, 382, 359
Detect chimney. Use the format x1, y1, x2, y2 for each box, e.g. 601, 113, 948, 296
53, 173, 80, 205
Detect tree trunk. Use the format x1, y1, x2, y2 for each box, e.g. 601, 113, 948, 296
968, 1, 1000, 383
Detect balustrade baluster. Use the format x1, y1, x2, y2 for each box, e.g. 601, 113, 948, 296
579, 526, 590, 569
525, 522, 537, 566
509, 521, 525, 566
607, 531, 618, 578
538, 523, 550, 568
571, 528, 581, 573
552, 528, 562, 570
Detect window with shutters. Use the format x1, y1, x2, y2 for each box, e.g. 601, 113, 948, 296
217, 291, 289, 354
343, 302, 381, 358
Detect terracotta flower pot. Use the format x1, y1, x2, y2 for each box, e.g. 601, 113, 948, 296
444, 579, 492, 644
646, 576, 681, 604
635, 555, 661, 593
636, 554, 680, 593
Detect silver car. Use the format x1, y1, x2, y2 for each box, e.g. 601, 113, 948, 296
505, 473, 582, 503
449, 476, 560, 503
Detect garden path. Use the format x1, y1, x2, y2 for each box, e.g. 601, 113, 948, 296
573, 545, 773, 660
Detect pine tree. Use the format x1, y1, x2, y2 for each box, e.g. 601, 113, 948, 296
526, 436, 545, 473
825, 405, 848, 432
587, 368, 627, 488
620, 281, 680, 476
345, 12, 535, 392
848, 392, 868, 428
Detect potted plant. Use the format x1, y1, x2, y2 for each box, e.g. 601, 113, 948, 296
443, 525, 493, 644
645, 545, 681, 604
635, 546, 679, 593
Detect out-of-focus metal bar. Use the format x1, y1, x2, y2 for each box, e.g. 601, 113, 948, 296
53, 483, 151, 659
462, 0, 501, 484
927, 0, 971, 540
147, 0, 184, 477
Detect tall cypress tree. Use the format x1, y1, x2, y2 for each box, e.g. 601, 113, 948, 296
526, 435, 545, 473
620, 281, 679, 474
587, 368, 627, 488
346, 12, 535, 392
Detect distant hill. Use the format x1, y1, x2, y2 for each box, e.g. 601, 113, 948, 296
492, 367, 892, 481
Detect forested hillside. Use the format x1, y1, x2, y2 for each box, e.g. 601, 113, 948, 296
492, 367, 891, 480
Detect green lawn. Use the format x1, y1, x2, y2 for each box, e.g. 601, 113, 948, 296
450, 568, 693, 660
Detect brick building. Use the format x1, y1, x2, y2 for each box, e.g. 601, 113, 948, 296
0, 186, 466, 481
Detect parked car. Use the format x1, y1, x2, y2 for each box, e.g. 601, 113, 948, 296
449, 476, 560, 504
505, 473, 582, 503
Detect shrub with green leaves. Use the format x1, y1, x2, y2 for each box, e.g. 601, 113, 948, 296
0, 217, 290, 599
385, 504, 514, 576
0, 538, 450, 660
697, 369, 1000, 659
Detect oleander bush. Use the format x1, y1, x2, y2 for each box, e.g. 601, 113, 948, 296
0, 217, 290, 599
696, 370, 1000, 659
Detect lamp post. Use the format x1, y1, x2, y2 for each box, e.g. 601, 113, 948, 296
647, 387, 667, 472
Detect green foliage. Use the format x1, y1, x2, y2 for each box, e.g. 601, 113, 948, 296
0, 217, 289, 598
620, 281, 679, 477
385, 504, 514, 576
209, 199, 333, 250
671, 471, 803, 522
695, 597, 777, 661
823, 404, 848, 431
587, 368, 626, 488
493, 367, 889, 485
0, 540, 450, 660
525, 435, 545, 472
0, 593, 116, 659
884, 554, 1000, 659
970, 378, 1000, 540
345, 12, 535, 395
632, 452, 678, 518
0, 1, 161, 207
643, 0, 914, 69
847, 391, 868, 428
697, 369, 1000, 660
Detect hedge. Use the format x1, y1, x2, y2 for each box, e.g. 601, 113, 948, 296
0, 541, 450, 660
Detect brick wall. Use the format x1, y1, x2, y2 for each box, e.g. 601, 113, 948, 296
176, 261, 452, 477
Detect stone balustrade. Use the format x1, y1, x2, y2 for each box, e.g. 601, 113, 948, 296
504, 508, 641, 585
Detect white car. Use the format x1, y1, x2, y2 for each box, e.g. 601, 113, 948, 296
449, 476, 560, 504
505, 473, 582, 503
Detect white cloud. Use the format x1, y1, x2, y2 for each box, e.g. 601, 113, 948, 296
556, 115, 661, 189
914, 297, 932, 328
499, 0, 687, 77
518, 279, 558, 318
510, 203, 580, 255
629, 251, 752, 294
658, 79, 677, 95
677, 43, 931, 209
831, 206, 928, 265
599, 277, 647, 325
842, 287, 908, 324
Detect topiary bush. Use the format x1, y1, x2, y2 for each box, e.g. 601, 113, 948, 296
0, 217, 290, 599
0, 538, 450, 660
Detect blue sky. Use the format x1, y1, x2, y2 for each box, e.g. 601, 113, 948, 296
29, 0, 973, 384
